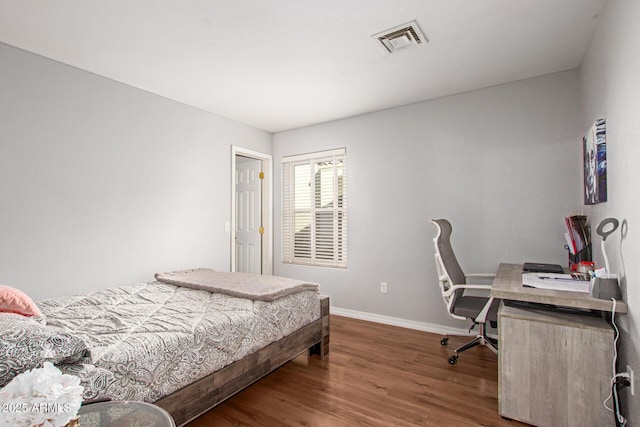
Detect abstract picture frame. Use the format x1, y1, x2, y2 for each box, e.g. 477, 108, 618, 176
583, 118, 607, 205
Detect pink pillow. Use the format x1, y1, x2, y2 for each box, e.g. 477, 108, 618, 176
0, 285, 42, 317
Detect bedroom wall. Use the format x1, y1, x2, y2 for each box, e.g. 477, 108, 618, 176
273, 70, 582, 330
0, 43, 271, 300
578, 0, 640, 422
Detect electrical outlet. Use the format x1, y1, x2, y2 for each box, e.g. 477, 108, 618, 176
628, 365, 635, 395
380, 282, 388, 294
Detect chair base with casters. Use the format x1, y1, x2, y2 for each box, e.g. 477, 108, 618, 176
440, 305, 498, 365
430, 218, 499, 365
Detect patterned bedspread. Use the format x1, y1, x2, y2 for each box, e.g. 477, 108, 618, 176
37, 282, 320, 402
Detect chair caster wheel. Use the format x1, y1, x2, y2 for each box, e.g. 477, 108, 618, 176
448, 356, 458, 366
440, 337, 449, 346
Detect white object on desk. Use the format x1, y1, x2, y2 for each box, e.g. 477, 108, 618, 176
596, 217, 619, 273
522, 272, 590, 293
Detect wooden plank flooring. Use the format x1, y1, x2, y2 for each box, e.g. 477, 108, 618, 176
186, 315, 526, 426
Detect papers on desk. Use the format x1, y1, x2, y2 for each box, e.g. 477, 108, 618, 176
522, 273, 591, 293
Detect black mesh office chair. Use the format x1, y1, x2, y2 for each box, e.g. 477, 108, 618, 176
430, 218, 498, 365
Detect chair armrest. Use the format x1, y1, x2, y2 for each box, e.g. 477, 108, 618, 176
465, 273, 496, 280
442, 283, 492, 297
455, 284, 492, 291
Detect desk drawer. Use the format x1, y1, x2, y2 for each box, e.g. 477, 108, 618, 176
498, 304, 614, 427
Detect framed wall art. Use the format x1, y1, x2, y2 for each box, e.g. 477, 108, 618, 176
583, 118, 607, 205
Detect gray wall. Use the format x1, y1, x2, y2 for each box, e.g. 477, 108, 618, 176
273, 70, 582, 329
0, 43, 271, 299
578, 0, 640, 422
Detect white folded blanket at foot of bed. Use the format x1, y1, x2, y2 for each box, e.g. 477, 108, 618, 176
155, 268, 319, 301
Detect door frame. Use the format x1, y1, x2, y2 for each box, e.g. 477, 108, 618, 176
231, 146, 273, 275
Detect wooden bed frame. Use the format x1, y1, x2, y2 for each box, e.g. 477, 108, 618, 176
155, 296, 330, 426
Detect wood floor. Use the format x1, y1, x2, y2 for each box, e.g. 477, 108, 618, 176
186, 315, 526, 427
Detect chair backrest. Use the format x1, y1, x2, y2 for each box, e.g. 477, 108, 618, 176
430, 219, 466, 319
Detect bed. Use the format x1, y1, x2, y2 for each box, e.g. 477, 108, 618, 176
0, 269, 330, 426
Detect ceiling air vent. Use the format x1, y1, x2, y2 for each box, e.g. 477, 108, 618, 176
372, 21, 427, 53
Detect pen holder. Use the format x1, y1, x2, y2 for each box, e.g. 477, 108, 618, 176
568, 245, 592, 271
590, 277, 622, 300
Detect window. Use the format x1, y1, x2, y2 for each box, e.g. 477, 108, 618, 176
282, 148, 347, 268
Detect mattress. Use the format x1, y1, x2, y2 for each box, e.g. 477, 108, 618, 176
37, 282, 320, 402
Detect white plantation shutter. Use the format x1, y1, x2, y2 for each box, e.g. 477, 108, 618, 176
282, 148, 347, 268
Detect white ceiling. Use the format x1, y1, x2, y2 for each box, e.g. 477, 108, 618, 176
0, 0, 607, 132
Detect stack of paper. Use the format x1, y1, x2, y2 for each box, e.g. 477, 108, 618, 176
522, 273, 591, 293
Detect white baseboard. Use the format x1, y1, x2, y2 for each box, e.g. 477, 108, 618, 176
330, 306, 473, 337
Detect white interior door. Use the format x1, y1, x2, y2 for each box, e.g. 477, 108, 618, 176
235, 155, 262, 273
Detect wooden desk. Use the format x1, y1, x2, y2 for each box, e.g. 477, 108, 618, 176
492, 263, 618, 427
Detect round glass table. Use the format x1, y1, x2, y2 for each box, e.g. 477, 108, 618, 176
77, 401, 176, 427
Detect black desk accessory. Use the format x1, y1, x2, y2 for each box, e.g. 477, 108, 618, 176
523, 262, 564, 274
